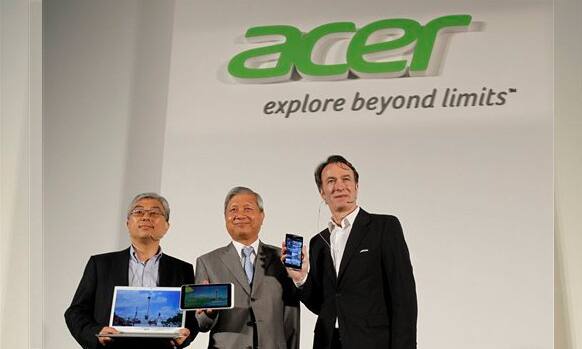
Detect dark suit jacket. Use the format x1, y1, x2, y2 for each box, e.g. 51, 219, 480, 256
300, 209, 417, 349
64, 248, 198, 349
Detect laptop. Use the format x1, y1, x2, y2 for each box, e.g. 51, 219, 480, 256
100, 286, 185, 338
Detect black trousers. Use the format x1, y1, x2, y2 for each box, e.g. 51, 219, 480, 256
331, 328, 342, 349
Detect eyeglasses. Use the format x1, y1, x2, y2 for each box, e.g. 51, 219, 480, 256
130, 208, 165, 219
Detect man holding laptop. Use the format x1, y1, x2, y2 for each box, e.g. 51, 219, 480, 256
65, 192, 198, 349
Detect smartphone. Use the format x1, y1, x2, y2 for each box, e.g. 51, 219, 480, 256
284, 233, 303, 269
180, 283, 234, 310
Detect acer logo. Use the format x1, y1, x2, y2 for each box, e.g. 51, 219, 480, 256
228, 15, 472, 83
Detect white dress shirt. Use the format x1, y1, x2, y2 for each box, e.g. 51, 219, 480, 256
329, 206, 360, 275
232, 238, 260, 267
329, 206, 359, 328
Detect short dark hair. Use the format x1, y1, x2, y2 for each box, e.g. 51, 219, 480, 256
314, 155, 359, 191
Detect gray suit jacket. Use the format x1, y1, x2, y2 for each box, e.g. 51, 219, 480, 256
195, 241, 300, 349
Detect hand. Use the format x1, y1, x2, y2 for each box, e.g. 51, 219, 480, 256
195, 307, 217, 318
195, 280, 218, 318
281, 241, 309, 285
170, 328, 190, 347
97, 326, 118, 346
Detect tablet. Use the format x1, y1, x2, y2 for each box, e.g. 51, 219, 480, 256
180, 283, 234, 310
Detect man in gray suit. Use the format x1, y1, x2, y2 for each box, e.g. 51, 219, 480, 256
195, 186, 300, 349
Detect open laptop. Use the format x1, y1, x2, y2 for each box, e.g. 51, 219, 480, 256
99, 286, 185, 338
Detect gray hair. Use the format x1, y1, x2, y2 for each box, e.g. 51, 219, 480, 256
127, 192, 170, 221
224, 186, 264, 213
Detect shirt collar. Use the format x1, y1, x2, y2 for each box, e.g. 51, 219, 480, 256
232, 238, 260, 258
328, 206, 360, 232
129, 244, 163, 263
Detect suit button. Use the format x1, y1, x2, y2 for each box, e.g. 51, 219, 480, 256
246, 321, 256, 326
251, 297, 256, 302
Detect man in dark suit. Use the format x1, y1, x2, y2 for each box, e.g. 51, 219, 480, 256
283, 155, 417, 349
195, 186, 300, 349
65, 192, 198, 349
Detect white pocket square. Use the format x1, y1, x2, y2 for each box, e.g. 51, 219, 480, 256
359, 249, 369, 253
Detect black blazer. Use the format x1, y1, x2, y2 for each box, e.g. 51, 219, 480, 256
300, 209, 417, 349
64, 248, 198, 349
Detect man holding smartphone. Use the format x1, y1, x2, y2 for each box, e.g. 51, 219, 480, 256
283, 155, 418, 349
283, 234, 304, 270
195, 186, 300, 349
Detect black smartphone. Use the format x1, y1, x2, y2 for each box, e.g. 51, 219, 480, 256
180, 283, 234, 310
284, 233, 303, 269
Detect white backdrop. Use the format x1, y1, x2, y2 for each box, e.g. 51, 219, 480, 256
160, 1, 553, 348
37, 0, 582, 349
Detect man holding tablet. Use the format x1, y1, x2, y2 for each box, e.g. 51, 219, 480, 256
195, 186, 300, 349
180, 283, 234, 310
65, 192, 198, 349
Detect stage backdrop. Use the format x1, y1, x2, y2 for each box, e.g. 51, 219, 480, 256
160, 1, 552, 348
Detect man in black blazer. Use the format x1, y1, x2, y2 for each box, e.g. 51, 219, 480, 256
283, 155, 417, 349
65, 193, 198, 349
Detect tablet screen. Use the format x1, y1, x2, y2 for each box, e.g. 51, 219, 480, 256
180, 283, 233, 310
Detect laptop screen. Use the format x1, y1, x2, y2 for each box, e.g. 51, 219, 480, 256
110, 286, 185, 332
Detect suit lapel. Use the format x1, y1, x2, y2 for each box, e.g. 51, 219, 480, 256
219, 243, 251, 296
158, 254, 171, 287
112, 248, 130, 286
251, 241, 273, 297
337, 209, 371, 284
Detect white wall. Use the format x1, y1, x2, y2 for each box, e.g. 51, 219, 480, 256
555, 0, 582, 348
162, 2, 553, 348
43, 0, 175, 348
0, 0, 42, 348
1, 0, 573, 348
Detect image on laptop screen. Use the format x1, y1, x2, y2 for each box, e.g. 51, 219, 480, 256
110, 287, 184, 331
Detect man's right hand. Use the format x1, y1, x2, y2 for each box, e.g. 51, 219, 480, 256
281, 242, 309, 286
97, 326, 118, 346
195, 307, 217, 318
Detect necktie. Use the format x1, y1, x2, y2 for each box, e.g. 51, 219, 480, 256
242, 246, 254, 284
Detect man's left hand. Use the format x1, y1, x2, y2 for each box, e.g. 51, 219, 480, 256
281, 243, 309, 285
170, 328, 190, 348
